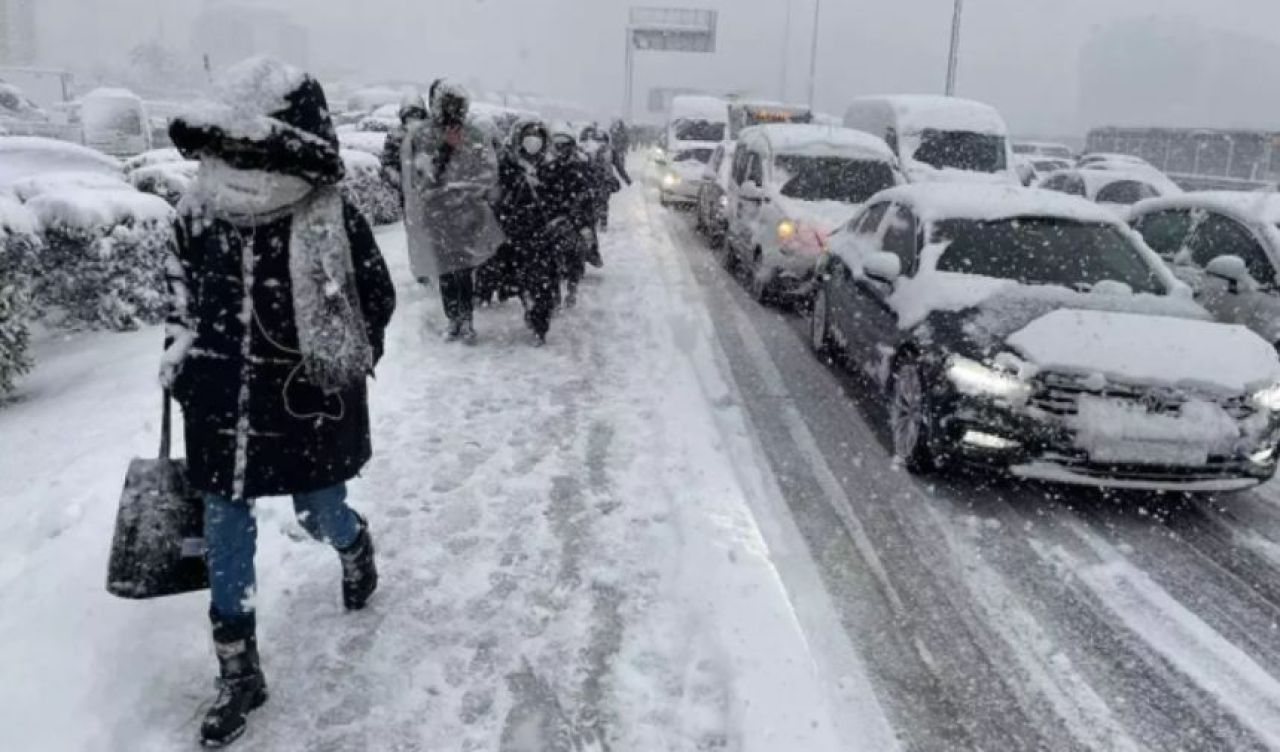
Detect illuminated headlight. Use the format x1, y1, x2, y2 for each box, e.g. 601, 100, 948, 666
1252, 382, 1280, 412
718, 195, 728, 208
1250, 446, 1278, 466
962, 430, 1021, 451
662, 173, 680, 188
777, 219, 797, 242
947, 356, 1032, 402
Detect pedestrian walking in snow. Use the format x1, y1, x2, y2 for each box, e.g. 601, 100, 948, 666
608, 118, 634, 186
163, 57, 396, 748
541, 125, 596, 309
579, 124, 623, 236
495, 118, 559, 344
402, 79, 503, 341
381, 92, 428, 201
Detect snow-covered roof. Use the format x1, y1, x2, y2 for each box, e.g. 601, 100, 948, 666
739, 124, 895, 160
83, 87, 143, 103
670, 95, 728, 122
872, 184, 1122, 225
0, 136, 122, 187
1133, 191, 1280, 226
1041, 168, 1178, 198
851, 95, 1008, 136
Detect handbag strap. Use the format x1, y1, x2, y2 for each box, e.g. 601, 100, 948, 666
160, 390, 172, 460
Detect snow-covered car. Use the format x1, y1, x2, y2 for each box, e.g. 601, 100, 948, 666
657, 143, 716, 208
725, 124, 903, 302
357, 104, 401, 134
695, 141, 735, 247
127, 161, 198, 206
811, 183, 1280, 493
338, 130, 389, 158
1130, 192, 1280, 348
1079, 152, 1151, 169
81, 88, 153, 157
0, 136, 122, 187
843, 95, 1018, 185
1013, 141, 1074, 160
1013, 155, 1037, 186
1038, 168, 1182, 216
1029, 156, 1072, 176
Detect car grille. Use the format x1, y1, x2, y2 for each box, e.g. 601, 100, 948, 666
1029, 373, 1255, 420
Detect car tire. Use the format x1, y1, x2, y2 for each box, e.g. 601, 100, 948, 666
810, 285, 838, 359
890, 358, 937, 474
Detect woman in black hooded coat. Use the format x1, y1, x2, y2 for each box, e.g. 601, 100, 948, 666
163, 57, 396, 748
494, 118, 558, 342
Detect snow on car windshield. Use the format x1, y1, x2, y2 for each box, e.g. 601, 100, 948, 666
933, 217, 1165, 294
911, 129, 1007, 173
673, 119, 725, 142
775, 155, 897, 204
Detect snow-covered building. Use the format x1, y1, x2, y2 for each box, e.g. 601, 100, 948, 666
190, 2, 310, 71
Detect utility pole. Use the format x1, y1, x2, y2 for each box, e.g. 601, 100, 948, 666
806, 0, 822, 109
945, 0, 964, 96
779, 0, 793, 101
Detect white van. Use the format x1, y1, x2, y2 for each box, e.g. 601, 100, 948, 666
724, 124, 903, 302
658, 95, 729, 206
81, 88, 152, 158
843, 95, 1015, 184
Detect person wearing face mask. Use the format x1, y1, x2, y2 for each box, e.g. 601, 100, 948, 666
163, 56, 397, 748
539, 125, 596, 309
494, 118, 558, 343
381, 91, 428, 201
402, 79, 503, 341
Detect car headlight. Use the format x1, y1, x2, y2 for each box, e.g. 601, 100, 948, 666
662, 173, 680, 187
777, 219, 797, 242
718, 195, 728, 208
947, 356, 1032, 401
1252, 382, 1280, 411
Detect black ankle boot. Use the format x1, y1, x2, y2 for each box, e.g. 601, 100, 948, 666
339, 515, 378, 611
201, 612, 268, 748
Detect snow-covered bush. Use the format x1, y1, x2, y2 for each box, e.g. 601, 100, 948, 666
0, 196, 41, 395
128, 161, 198, 206
26, 189, 175, 330
338, 130, 387, 157
340, 149, 400, 226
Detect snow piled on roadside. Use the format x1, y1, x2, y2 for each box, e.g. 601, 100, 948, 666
0, 184, 850, 750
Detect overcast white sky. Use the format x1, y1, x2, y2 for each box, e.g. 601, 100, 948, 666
34, 0, 1280, 134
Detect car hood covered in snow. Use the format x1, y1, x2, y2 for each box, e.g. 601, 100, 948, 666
1006, 309, 1280, 395
774, 195, 860, 236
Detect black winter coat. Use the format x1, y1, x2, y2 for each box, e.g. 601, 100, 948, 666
495, 152, 551, 244
540, 152, 596, 233
166, 202, 396, 500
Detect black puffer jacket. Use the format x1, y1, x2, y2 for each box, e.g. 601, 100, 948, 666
540, 149, 596, 233
495, 122, 552, 244
167, 204, 395, 499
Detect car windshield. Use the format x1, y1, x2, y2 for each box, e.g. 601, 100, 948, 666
674, 149, 713, 164
673, 119, 725, 142
911, 129, 1007, 172
933, 217, 1165, 294
774, 155, 897, 203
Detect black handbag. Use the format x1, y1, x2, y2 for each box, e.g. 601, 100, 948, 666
106, 392, 209, 599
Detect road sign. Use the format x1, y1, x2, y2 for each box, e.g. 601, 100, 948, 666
625, 7, 719, 119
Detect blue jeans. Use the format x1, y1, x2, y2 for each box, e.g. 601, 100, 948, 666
204, 483, 362, 618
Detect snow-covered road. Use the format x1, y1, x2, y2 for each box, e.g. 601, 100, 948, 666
661, 181, 1280, 751
10, 172, 1280, 751
0, 183, 891, 751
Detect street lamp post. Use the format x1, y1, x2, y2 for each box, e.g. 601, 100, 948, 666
780, 0, 794, 101
945, 0, 965, 96
806, 0, 822, 109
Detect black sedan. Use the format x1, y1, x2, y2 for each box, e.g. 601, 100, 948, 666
809, 184, 1280, 493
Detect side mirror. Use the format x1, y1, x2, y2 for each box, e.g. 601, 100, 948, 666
1205, 255, 1255, 294
863, 251, 902, 285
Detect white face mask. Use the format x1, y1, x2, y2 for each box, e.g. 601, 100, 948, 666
522, 135, 545, 155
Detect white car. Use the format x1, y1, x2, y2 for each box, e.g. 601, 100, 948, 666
814, 183, 1280, 492
695, 141, 736, 246
658, 142, 717, 208
1079, 152, 1152, 169
724, 124, 903, 302
1038, 168, 1182, 216
1014, 141, 1075, 160
1130, 192, 1280, 348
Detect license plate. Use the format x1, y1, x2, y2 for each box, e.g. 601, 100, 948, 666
1090, 441, 1208, 466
